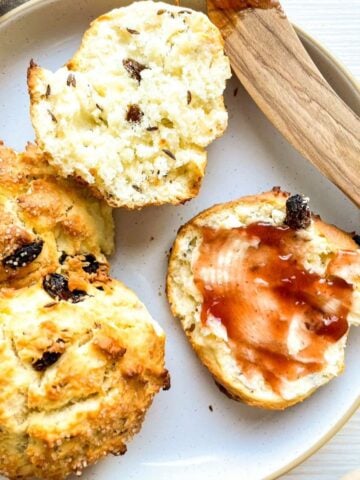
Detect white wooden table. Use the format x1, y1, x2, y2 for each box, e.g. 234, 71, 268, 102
0, 1, 359, 479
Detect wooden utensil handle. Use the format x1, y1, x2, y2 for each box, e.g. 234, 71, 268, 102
208, 3, 360, 207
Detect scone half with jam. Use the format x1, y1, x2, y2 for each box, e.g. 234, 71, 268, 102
167, 188, 360, 409
28, 1, 231, 208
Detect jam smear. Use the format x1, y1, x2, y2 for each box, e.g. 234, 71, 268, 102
194, 223, 354, 394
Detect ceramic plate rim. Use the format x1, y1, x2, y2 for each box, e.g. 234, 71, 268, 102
0, 2, 359, 479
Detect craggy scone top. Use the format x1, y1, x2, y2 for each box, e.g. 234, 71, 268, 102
0, 141, 113, 289
0, 279, 168, 480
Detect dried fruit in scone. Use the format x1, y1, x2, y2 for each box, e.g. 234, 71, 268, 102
0, 141, 114, 289
0, 277, 169, 480
167, 189, 360, 410
27, 1, 231, 208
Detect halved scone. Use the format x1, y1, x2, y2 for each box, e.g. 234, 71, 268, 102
167, 189, 360, 409
28, 1, 231, 208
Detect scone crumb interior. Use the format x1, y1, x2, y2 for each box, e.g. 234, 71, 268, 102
28, 1, 231, 208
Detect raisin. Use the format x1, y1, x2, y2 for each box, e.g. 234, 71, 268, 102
284, 194, 311, 230
32, 351, 62, 371
3, 240, 44, 269
43, 273, 87, 303
122, 58, 147, 82
82, 254, 100, 274
353, 235, 360, 246
59, 252, 68, 264
126, 104, 144, 123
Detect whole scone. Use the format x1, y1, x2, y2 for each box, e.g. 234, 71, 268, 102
0, 277, 169, 480
28, 1, 231, 208
167, 189, 360, 409
0, 141, 113, 289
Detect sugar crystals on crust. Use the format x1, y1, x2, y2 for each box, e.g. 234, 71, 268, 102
0, 278, 169, 479
0, 141, 114, 290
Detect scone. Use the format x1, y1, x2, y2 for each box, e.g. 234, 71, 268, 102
167, 189, 360, 409
0, 141, 113, 289
0, 276, 169, 480
27, 1, 231, 208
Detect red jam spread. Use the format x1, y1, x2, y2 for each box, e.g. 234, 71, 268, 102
194, 223, 354, 394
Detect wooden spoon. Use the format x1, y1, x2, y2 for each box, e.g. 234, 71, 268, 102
206, 0, 360, 208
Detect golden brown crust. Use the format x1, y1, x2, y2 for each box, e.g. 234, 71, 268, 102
0, 141, 114, 289
313, 220, 358, 251
177, 188, 358, 250
166, 189, 358, 410
0, 140, 168, 478
0, 279, 168, 480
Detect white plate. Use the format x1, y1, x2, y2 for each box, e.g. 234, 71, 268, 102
0, 2, 359, 479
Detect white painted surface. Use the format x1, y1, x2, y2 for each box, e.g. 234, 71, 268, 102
282, 0, 360, 79
283, 411, 360, 479
0, 1, 359, 479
